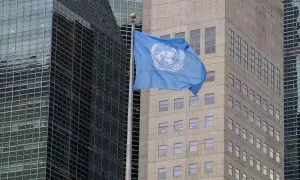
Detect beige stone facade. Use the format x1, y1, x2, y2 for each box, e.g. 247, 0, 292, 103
139, 0, 284, 180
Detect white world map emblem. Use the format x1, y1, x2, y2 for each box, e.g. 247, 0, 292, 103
151, 43, 185, 72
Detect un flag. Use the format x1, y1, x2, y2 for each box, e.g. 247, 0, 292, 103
133, 30, 207, 95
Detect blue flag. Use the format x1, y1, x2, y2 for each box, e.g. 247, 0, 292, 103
133, 30, 207, 95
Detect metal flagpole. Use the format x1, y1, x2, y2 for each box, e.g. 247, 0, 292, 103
125, 10, 136, 180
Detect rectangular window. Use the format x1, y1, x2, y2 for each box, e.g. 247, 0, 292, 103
174, 143, 183, 155
189, 118, 198, 129
235, 34, 242, 63
158, 168, 167, 180
234, 100, 241, 112
256, 138, 261, 150
158, 122, 168, 134
159, 100, 168, 112
276, 131, 280, 142
189, 141, 198, 152
263, 143, 267, 154
190, 29, 200, 55
263, 121, 268, 133
242, 173, 247, 180
242, 84, 248, 96
229, 29, 234, 58
256, 160, 261, 172
242, 151, 247, 162
228, 95, 233, 107
229, 73, 234, 86
250, 155, 254, 167
206, 71, 215, 82
269, 126, 274, 137
269, 62, 275, 89
276, 152, 280, 163
270, 169, 274, 180
204, 116, 214, 128
256, 51, 262, 79
175, 32, 185, 38
249, 89, 254, 101
160, 34, 170, 38
228, 119, 233, 130
242, 128, 247, 140
249, 133, 254, 144
189, 96, 199, 107
174, 120, 183, 132
269, 147, 274, 159
205, 27, 216, 54
263, 165, 267, 176
235, 145, 240, 157
235, 123, 240, 135
228, 164, 233, 176
236, 169, 240, 180
228, 141, 233, 153
189, 164, 198, 175
263, 99, 268, 111
263, 58, 268, 84
242, 41, 248, 69
205, 93, 215, 105
205, 138, 214, 150
158, 145, 167, 156
275, 109, 280, 121
235, 78, 241, 91
249, 111, 254, 123
250, 47, 255, 74
173, 166, 182, 177
256, 116, 261, 128
269, 105, 274, 116
174, 98, 184, 109
204, 161, 214, 173
275, 68, 280, 94
255, 94, 261, 106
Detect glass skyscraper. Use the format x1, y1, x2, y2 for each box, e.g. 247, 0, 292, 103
284, 0, 300, 179
0, 0, 127, 180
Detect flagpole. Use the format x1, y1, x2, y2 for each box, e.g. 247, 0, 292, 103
125, 10, 136, 180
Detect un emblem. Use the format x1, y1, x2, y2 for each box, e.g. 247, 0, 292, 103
151, 43, 185, 72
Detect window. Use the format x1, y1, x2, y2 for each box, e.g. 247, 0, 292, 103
205, 116, 214, 128
242, 41, 248, 69
242, 173, 247, 180
174, 120, 183, 132
235, 78, 241, 91
250, 47, 255, 74
175, 32, 185, 38
174, 143, 183, 155
158, 145, 167, 156
256, 116, 261, 128
159, 100, 168, 112
256, 160, 261, 172
249, 111, 254, 123
249, 155, 254, 167
204, 161, 214, 173
235, 34, 242, 63
242, 151, 247, 162
263, 58, 268, 84
190, 29, 200, 55
189, 141, 198, 152
205, 93, 215, 105
189, 164, 198, 175
229, 73, 234, 86
158, 168, 167, 180
269, 62, 275, 89
276, 152, 280, 163
269, 105, 274, 116
235, 169, 240, 180
228, 95, 233, 107
174, 98, 184, 109
256, 52, 262, 79
242, 128, 247, 140
228, 164, 233, 176
234, 100, 241, 112
269, 147, 274, 159
249, 133, 254, 144
158, 122, 168, 134
276, 174, 280, 180
189, 96, 199, 107
242, 106, 247, 118
205, 138, 214, 150
228, 141, 233, 153
263, 99, 268, 111
255, 94, 261, 106
275, 68, 280, 94
263, 121, 267, 133
205, 27, 216, 54
269, 126, 274, 137
173, 166, 182, 177
256, 138, 261, 150
189, 118, 198, 129
276, 131, 280, 142
249, 89, 254, 101
160, 34, 170, 38
235, 123, 240, 135
270, 169, 274, 180
229, 29, 234, 57
263, 165, 267, 176
228, 119, 233, 130
206, 71, 215, 82
275, 109, 280, 121
242, 84, 248, 96
235, 146, 240, 157
263, 143, 267, 154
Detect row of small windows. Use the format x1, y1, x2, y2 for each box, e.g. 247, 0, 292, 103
158, 116, 215, 134
228, 29, 281, 94
228, 164, 280, 180
160, 26, 216, 55
158, 93, 215, 112
158, 161, 214, 179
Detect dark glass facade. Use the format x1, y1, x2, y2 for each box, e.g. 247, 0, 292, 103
0, 0, 127, 180
109, 1, 143, 179
284, 0, 300, 179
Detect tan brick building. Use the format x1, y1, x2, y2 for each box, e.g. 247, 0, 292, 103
138, 0, 284, 180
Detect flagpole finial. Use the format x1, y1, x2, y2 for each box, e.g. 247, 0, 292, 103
129, 10, 136, 20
